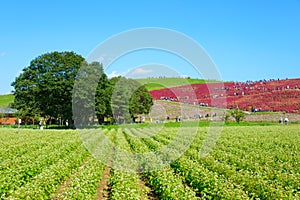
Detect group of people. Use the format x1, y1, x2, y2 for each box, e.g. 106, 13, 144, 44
160, 96, 177, 101
38, 119, 69, 130
279, 117, 289, 125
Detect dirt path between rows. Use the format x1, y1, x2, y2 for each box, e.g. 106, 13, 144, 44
138, 175, 159, 200
95, 165, 112, 199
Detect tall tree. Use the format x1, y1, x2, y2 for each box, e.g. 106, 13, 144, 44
73, 61, 109, 126
110, 77, 153, 124
129, 83, 153, 119
11, 51, 84, 125
95, 70, 112, 124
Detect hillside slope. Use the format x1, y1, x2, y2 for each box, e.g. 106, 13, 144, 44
0, 94, 14, 108
150, 78, 300, 113
136, 78, 217, 91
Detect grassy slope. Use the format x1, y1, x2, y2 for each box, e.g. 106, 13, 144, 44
0, 94, 14, 108
136, 78, 217, 91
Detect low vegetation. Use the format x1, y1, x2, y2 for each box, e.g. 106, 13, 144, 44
1, 125, 299, 199
150, 78, 300, 113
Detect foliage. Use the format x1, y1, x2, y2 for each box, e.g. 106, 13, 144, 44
110, 170, 148, 199
224, 111, 231, 122
1, 125, 299, 199
72, 61, 109, 126
230, 108, 246, 123
74, 75, 154, 125
10, 54, 154, 126
119, 128, 197, 199
56, 157, 104, 199
110, 77, 153, 124
95, 64, 111, 124
11, 51, 84, 124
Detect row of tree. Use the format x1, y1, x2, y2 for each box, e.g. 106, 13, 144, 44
11, 51, 153, 126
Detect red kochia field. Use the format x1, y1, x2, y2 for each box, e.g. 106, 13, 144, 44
150, 78, 300, 113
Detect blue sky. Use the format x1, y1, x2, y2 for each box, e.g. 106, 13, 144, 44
1, 0, 300, 94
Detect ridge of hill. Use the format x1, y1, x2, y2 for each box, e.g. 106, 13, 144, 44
0, 94, 14, 108
136, 78, 218, 91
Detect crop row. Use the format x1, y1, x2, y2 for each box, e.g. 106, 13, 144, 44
124, 126, 299, 199
0, 131, 82, 198
140, 128, 249, 199
54, 156, 104, 199
4, 144, 89, 199
1, 126, 299, 199
163, 126, 300, 199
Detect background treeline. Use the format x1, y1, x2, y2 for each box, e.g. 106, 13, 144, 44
11, 51, 153, 127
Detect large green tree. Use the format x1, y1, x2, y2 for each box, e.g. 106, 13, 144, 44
73, 61, 110, 126
73, 71, 153, 125
95, 71, 112, 125
12, 51, 153, 126
11, 51, 84, 125
110, 77, 153, 124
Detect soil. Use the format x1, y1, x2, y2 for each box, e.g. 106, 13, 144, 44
95, 165, 112, 199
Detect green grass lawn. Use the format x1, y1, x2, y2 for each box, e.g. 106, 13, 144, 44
0, 94, 14, 108
136, 78, 218, 91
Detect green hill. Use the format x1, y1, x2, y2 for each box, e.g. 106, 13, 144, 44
136, 78, 217, 91
0, 94, 14, 108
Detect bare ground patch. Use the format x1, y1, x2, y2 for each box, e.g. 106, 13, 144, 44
95, 165, 112, 200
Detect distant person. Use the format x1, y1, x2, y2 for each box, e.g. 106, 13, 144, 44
39, 120, 44, 130
279, 117, 283, 124
284, 117, 289, 125
141, 116, 145, 123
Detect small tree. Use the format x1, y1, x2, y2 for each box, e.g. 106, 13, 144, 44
110, 77, 153, 124
224, 112, 231, 122
231, 108, 245, 123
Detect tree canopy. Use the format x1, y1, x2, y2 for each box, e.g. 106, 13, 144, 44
74, 75, 154, 125
12, 51, 154, 126
12, 51, 84, 124
72, 61, 109, 126
110, 77, 153, 124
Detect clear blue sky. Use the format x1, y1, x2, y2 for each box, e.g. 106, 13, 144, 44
1, 0, 300, 94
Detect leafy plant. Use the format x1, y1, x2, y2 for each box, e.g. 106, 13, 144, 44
231, 108, 246, 123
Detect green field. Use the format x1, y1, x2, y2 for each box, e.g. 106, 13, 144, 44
0, 94, 14, 108
1, 125, 299, 199
136, 78, 217, 91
